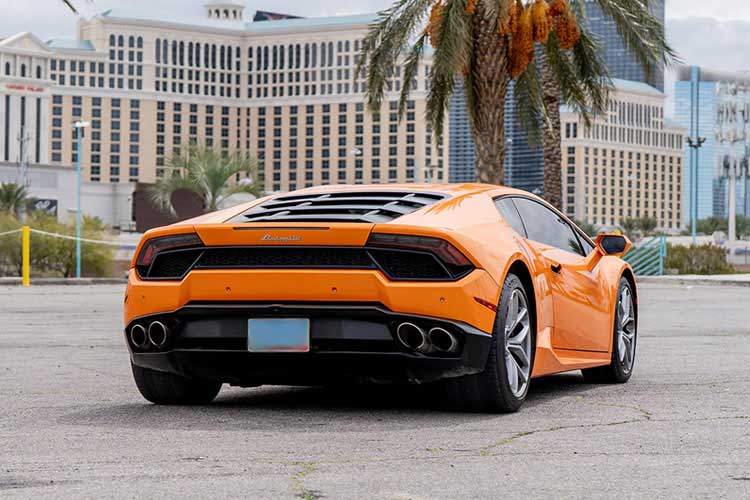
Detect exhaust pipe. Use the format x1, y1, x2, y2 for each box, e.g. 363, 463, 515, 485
396, 322, 430, 353
130, 324, 147, 349
148, 321, 169, 348
429, 327, 459, 353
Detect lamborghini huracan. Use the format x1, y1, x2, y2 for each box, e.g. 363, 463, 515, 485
125, 184, 637, 412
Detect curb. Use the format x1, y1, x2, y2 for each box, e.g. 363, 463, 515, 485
0, 277, 127, 286
637, 276, 750, 287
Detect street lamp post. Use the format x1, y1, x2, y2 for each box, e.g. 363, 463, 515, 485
686, 136, 706, 245
73, 121, 90, 279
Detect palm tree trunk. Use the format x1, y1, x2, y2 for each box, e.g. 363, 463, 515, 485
470, 5, 511, 186
540, 54, 563, 209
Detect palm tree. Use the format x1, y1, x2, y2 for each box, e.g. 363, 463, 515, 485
150, 144, 263, 215
359, 0, 675, 188
620, 217, 640, 239
574, 219, 598, 238
637, 215, 658, 237
540, 1, 676, 210
0, 183, 29, 218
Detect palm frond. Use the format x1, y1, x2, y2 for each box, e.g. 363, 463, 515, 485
426, 0, 473, 136
151, 144, 261, 215
62, 0, 78, 13
585, 0, 680, 80
359, 0, 434, 113
569, 25, 611, 126
398, 33, 427, 119
513, 60, 547, 145
149, 174, 195, 216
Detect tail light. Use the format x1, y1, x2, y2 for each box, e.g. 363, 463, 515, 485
135, 233, 203, 277
366, 233, 474, 280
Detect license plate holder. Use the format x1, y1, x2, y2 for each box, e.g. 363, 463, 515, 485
247, 318, 310, 353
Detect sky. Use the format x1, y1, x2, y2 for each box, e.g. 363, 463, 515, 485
3, 0, 750, 110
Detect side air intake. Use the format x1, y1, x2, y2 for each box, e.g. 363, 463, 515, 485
229, 191, 448, 224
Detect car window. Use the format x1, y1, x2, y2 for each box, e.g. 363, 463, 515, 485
494, 198, 527, 237
511, 198, 585, 256
577, 231, 595, 255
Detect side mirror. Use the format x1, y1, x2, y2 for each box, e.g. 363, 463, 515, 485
595, 234, 632, 257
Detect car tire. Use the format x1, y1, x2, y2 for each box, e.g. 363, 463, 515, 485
582, 277, 637, 384
131, 363, 222, 405
443, 272, 535, 413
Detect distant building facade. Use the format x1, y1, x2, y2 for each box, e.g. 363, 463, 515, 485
0, 1, 447, 201
561, 79, 685, 230
674, 66, 750, 223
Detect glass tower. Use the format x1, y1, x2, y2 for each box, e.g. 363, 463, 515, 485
582, 0, 666, 91
675, 66, 750, 223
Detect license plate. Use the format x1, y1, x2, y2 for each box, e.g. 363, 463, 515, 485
248, 318, 310, 353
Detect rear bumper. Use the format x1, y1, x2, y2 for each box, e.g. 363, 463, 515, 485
123, 267, 500, 335
127, 303, 493, 384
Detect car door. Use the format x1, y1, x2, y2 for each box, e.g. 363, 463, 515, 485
509, 197, 611, 353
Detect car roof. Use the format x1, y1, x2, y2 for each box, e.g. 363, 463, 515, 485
282, 183, 514, 198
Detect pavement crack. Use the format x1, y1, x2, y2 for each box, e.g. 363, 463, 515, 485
476, 418, 642, 456
289, 461, 322, 500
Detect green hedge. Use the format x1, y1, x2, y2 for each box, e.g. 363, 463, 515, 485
0, 212, 115, 278
665, 243, 735, 275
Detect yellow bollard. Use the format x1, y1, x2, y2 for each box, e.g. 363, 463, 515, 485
22, 226, 30, 286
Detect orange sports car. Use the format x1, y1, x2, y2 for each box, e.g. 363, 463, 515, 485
124, 184, 637, 412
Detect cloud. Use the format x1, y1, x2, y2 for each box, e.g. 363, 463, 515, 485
1, 0, 396, 39
664, 16, 750, 115
665, 0, 750, 21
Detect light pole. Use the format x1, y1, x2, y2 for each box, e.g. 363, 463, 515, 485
686, 136, 705, 245
73, 121, 90, 279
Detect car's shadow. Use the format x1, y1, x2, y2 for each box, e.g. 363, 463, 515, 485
61, 372, 603, 432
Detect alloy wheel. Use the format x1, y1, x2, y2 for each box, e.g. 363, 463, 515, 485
617, 287, 637, 373
504, 289, 532, 397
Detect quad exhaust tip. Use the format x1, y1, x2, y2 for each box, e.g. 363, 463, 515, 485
396, 322, 430, 353
147, 321, 169, 348
129, 324, 147, 349
396, 322, 460, 354
429, 327, 459, 353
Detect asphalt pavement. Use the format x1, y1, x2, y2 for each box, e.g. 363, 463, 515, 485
0, 283, 748, 499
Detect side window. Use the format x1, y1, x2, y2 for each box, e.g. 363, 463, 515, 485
512, 198, 584, 256
577, 232, 595, 255
494, 198, 526, 237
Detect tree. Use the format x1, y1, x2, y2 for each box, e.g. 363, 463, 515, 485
620, 217, 639, 239
638, 215, 658, 237
359, 0, 674, 190
540, 1, 675, 210
150, 143, 263, 215
687, 216, 750, 238
573, 219, 598, 238
0, 183, 30, 218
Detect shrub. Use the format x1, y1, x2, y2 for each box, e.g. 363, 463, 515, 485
0, 214, 22, 276
665, 243, 735, 275
0, 212, 115, 278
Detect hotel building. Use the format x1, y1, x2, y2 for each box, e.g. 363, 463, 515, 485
561, 79, 686, 230
0, 1, 446, 198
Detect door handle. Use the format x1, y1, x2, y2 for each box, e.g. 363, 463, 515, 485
550, 263, 562, 274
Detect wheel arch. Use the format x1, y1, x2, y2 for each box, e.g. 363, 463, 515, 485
620, 265, 638, 319
506, 259, 537, 333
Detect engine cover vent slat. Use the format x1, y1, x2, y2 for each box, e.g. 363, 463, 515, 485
230, 190, 448, 224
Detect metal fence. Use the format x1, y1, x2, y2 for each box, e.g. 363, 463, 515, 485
623, 235, 668, 276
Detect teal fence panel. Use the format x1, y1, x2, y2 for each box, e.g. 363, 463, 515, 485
623, 235, 667, 276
